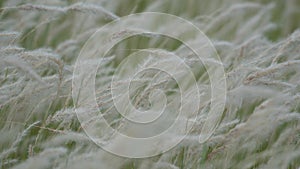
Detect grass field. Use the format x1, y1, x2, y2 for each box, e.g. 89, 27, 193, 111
0, 0, 300, 168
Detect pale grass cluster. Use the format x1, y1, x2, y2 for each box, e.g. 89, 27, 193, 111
0, 0, 300, 168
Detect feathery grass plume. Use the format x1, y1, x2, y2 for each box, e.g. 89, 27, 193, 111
16, 3, 119, 20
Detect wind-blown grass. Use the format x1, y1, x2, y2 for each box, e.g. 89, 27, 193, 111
0, 0, 300, 168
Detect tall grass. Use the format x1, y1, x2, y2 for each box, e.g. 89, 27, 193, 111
0, 0, 300, 168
